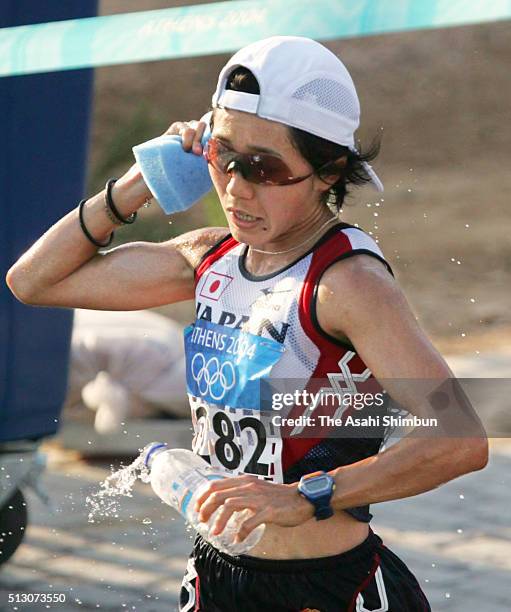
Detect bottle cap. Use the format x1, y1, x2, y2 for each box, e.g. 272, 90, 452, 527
142, 442, 168, 468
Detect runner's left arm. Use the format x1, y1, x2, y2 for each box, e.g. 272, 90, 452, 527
310, 254, 488, 512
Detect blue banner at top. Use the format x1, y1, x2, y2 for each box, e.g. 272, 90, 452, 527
0, 0, 510, 77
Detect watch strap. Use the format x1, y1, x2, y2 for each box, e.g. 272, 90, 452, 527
314, 504, 334, 520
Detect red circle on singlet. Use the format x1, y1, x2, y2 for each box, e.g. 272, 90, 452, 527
209, 279, 221, 293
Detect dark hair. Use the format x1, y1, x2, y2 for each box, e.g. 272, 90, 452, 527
222, 67, 380, 212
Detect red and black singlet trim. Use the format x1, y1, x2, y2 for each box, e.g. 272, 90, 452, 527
195, 233, 238, 284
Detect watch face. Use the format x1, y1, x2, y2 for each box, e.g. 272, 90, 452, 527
306, 478, 329, 493
302, 475, 332, 498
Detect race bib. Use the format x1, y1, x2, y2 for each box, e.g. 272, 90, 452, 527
184, 320, 285, 481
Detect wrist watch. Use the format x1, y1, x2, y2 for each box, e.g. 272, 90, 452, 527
298, 471, 336, 520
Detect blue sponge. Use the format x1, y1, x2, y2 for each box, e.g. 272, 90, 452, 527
133, 128, 213, 215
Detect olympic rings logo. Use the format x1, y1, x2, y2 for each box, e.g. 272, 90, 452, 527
191, 353, 236, 400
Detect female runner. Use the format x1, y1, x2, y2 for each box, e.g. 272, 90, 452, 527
7, 36, 487, 612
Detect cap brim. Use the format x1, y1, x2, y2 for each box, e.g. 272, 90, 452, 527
362, 161, 384, 192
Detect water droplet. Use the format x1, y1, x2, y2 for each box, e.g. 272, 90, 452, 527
142, 518, 152, 525
86, 452, 149, 523
457, 528, 463, 534
445, 593, 451, 599
373, 212, 378, 217
470, 298, 475, 303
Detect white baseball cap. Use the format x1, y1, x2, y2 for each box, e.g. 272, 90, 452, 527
212, 36, 383, 191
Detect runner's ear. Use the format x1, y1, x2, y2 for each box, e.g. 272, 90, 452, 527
317, 156, 347, 186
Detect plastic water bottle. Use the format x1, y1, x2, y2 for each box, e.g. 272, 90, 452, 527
142, 443, 265, 555
133, 113, 213, 215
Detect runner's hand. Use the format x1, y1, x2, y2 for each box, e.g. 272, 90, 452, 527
194, 475, 315, 543
163, 119, 208, 155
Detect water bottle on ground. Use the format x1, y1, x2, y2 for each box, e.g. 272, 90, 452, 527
142, 443, 265, 555
133, 113, 213, 215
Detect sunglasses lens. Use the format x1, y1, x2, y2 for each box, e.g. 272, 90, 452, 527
249, 155, 293, 185
205, 138, 297, 185
205, 139, 234, 172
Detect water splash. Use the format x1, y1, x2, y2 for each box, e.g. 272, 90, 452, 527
86, 451, 150, 523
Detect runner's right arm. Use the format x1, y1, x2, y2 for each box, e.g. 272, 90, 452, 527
6, 120, 227, 311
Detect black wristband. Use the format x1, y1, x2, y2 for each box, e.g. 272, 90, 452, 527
105, 178, 137, 224
78, 199, 114, 248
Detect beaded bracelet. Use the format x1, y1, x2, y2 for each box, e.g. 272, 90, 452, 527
105, 178, 137, 224
78, 199, 114, 248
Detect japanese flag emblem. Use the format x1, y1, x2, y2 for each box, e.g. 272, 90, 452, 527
199, 271, 233, 301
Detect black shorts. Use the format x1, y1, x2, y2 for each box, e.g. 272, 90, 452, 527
179, 530, 431, 612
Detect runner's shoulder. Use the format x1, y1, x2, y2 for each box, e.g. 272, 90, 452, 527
319, 253, 395, 306
170, 226, 230, 270
316, 253, 404, 340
